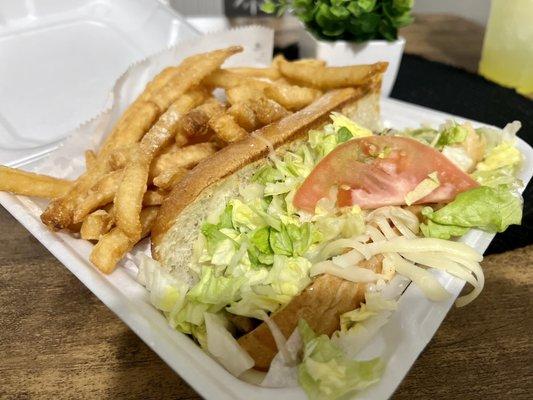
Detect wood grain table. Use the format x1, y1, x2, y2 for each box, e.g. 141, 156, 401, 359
1, 14, 531, 400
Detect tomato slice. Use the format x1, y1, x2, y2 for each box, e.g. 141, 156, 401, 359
293, 136, 479, 212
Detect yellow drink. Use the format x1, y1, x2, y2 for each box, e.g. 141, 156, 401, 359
479, 0, 533, 95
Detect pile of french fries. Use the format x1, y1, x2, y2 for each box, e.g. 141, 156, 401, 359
0, 46, 386, 274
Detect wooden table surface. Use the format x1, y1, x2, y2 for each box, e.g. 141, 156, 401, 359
1, 14, 531, 400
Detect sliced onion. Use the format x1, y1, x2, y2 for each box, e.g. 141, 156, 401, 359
263, 315, 296, 366
311, 260, 384, 283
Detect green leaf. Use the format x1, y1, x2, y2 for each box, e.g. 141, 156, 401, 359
218, 204, 234, 229
420, 220, 469, 240
187, 267, 245, 311
392, 0, 414, 13
269, 224, 293, 256
252, 165, 284, 184
336, 127, 353, 143
250, 226, 273, 254
436, 123, 468, 149
260, 1, 278, 14
297, 319, 384, 400
422, 185, 523, 233
357, 0, 376, 12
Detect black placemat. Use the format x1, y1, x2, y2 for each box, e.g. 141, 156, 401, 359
391, 54, 533, 255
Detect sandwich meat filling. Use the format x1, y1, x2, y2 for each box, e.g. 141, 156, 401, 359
138, 114, 524, 399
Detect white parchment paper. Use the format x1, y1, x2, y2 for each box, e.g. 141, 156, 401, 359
36, 26, 275, 180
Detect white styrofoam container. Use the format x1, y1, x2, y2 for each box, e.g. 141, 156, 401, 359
0, 0, 198, 167
0, 6, 530, 399
1, 97, 531, 400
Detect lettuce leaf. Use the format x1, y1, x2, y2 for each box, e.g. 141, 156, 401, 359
436, 123, 468, 149
187, 267, 245, 311
419, 220, 469, 240
330, 112, 373, 139
471, 166, 521, 188
266, 255, 312, 297
475, 142, 522, 172
298, 320, 384, 400
421, 184, 523, 235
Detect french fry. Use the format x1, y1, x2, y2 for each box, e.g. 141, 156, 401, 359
143, 189, 167, 206
227, 67, 281, 80
228, 102, 259, 131
174, 99, 226, 145
150, 46, 242, 111
80, 209, 113, 241
98, 101, 161, 159
153, 166, 189, 190
225, 85, 264, 105
84, 150, 97, 170
247, 97, 291, 126
203, 69, 270, 91
42, 47, 241, 232
109, 145, 137, 170
0, 166, 73, 199
72, 170, 124, 224
278, 58, 388, 89
150, 142, 218, 179
114, 89, 207, 240
209, 113, 249, 144
263, 84, 322, 111
272, 54, 326, 70
90, 206, 159, 274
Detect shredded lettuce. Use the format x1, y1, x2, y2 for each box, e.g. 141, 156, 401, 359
475, 142, 522, 172
436, 122, 468, 148
187, 267, 245, 312
421, 184, 523, 236
330, 112, 373, 139
298, 319, 384, 400
332, 292, 397, 358
266, 255, 312, 297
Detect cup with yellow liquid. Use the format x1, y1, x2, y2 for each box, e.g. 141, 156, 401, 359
479, 0, 533, 96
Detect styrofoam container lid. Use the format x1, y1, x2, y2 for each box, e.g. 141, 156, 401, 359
0, 0, 198, 167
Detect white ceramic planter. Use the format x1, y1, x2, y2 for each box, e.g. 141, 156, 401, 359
299, 30, 405, 97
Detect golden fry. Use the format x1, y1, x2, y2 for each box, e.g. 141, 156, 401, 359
0, 166, 73, 199
109, 145, 137, 170
272, 54, 326, 69
227, 67, 281, 80
203, 69, 270, 91
114, 89, 206, 240
153, 166, 189, 190
264, 84, 322, 111
228, 102, 259, 131
174, 99, 226, 144
248, 97, 291, 126
143, 189, 167, 206
80, 209, 113, 241
279, 59, 388, 89
209, 113, 249, 144
150, 142, 218, 179
90, 206, 159, 274
150, 46, 242, 111
225, 85, 264, 105
98, 100, 160, 159
72, 170, 123, 224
